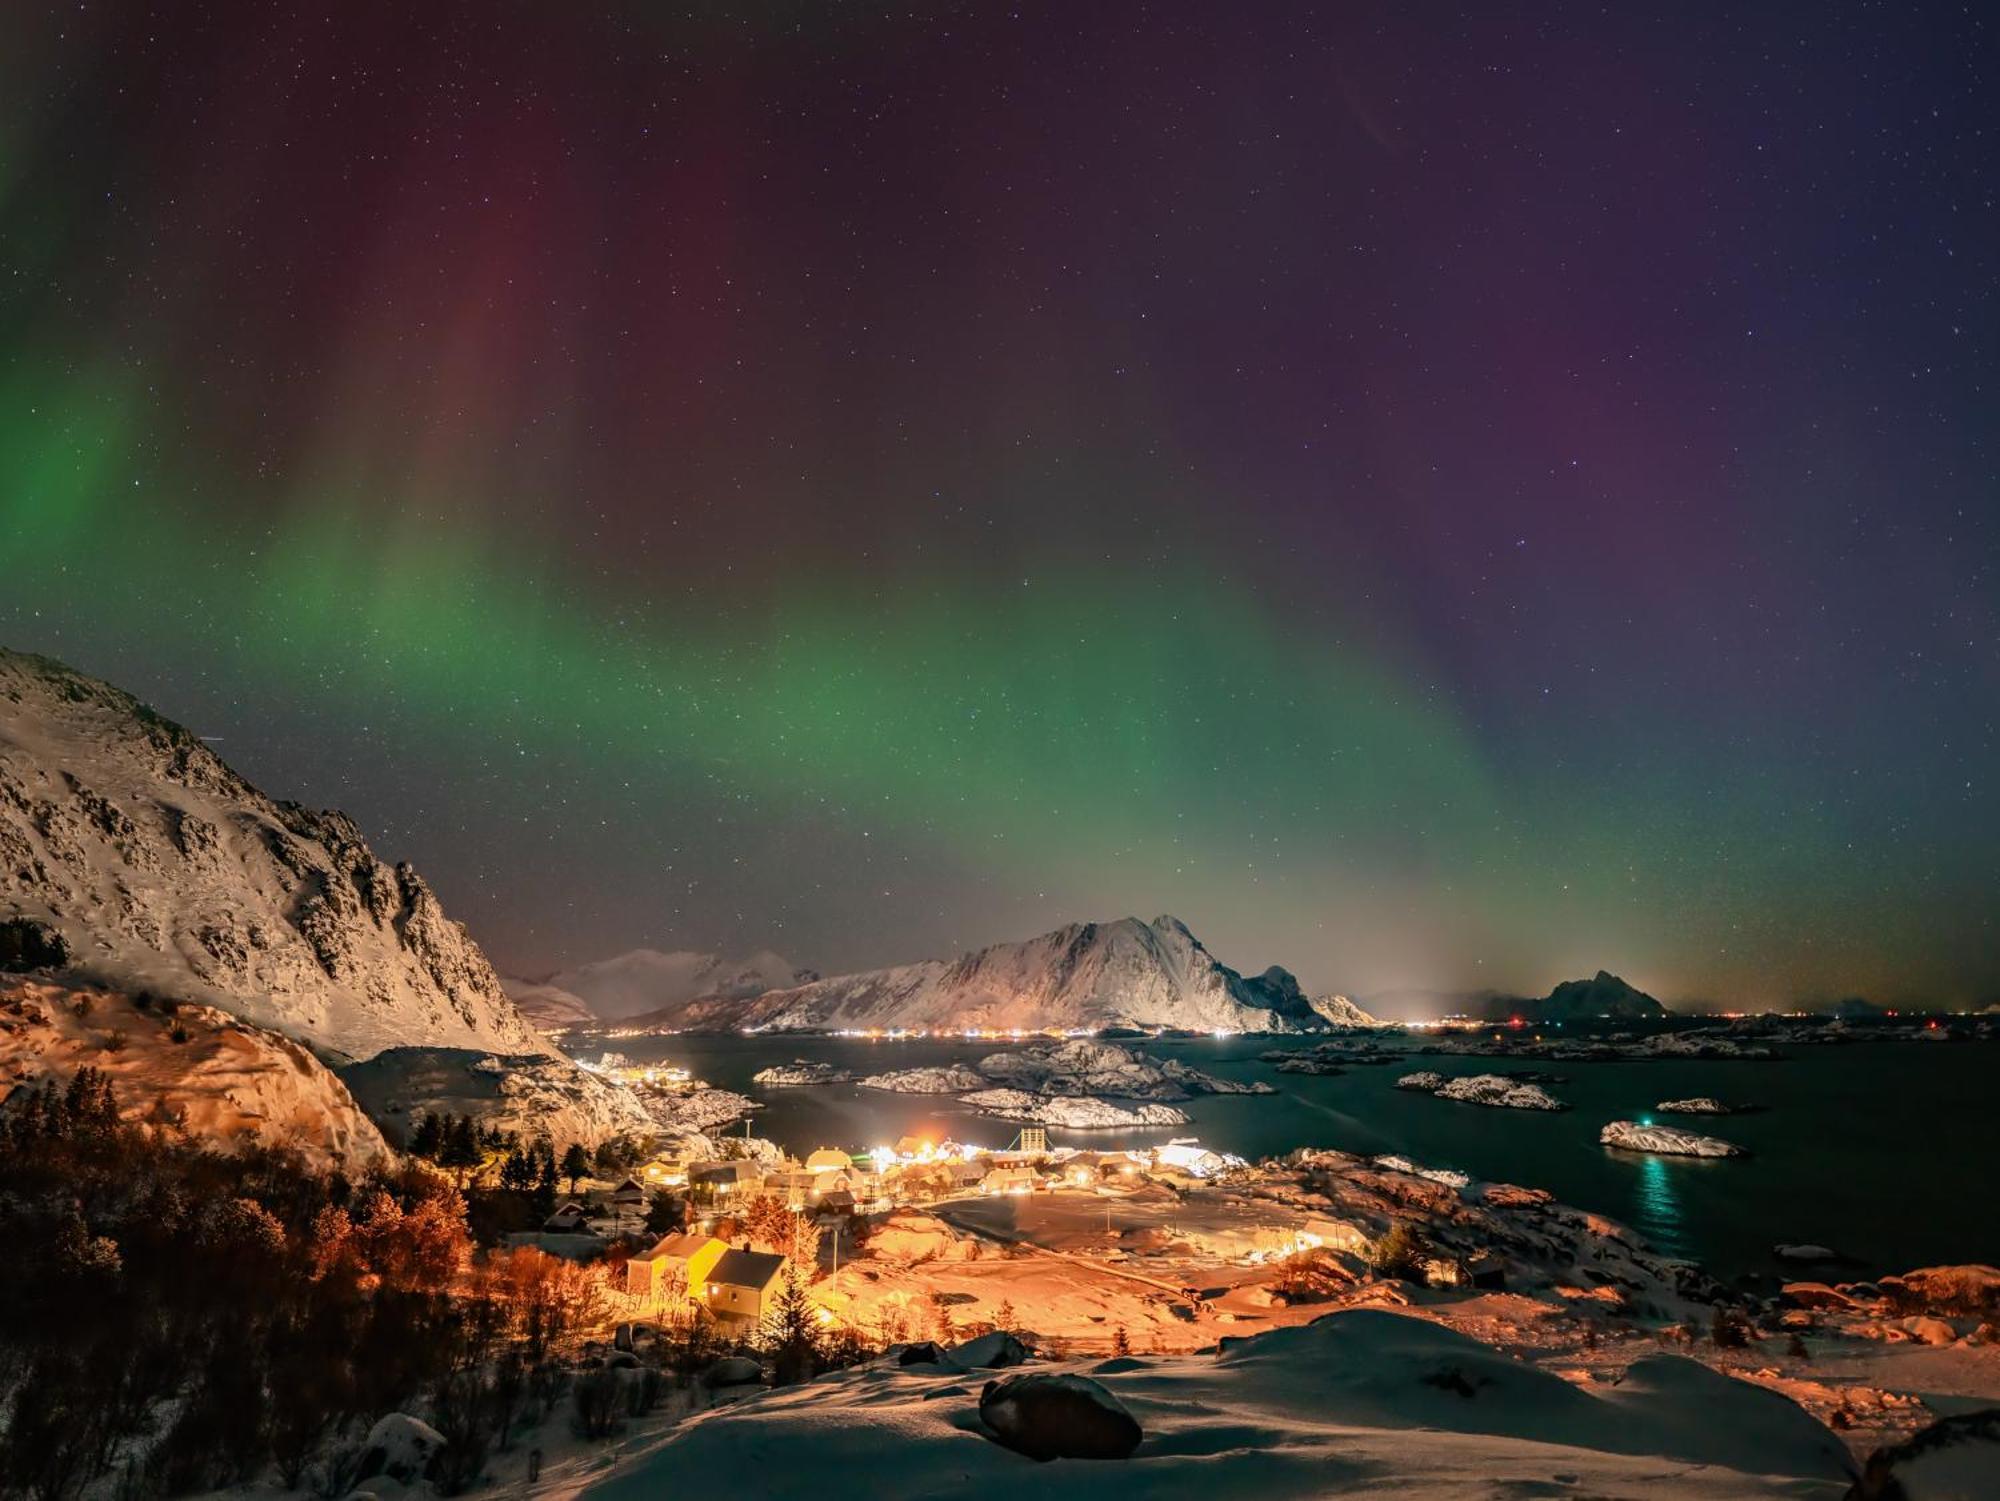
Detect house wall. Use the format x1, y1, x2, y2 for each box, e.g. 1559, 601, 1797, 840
707, 1282, 772, 1321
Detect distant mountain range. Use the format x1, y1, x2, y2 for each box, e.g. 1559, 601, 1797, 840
605, 914, 1377, 1035
1366, 970, 1667, 1024
529, 947, 818, 1021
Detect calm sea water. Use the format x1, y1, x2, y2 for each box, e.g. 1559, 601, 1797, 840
577, 1032, 1999, 1282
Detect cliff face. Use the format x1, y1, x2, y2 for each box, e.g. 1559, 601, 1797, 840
0, 649, 544, 1063
629, 915, 1345, 1034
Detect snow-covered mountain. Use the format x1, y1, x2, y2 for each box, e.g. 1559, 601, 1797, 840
638, 915, 1339, 1034
500, 974, 597, 1032
0, 648, 546, 1063
547, 947, 812, 1020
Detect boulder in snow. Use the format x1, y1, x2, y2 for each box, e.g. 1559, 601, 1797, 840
950, 1331, 1030, 1369
353, 1413, 446, 1484
706, 1355, 764, 1386
1848, 1408, 2000, 1500
979, 1372, 1143, 1461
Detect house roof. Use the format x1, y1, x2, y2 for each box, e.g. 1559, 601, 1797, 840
613, 1176, 646, 1195
637, 1231, 720, 1263
693, 1161, 760, 1182
707, 1248, 786, 1292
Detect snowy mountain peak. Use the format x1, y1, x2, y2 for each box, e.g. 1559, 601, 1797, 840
628, 914, 1342, 1034
0, 648, 546, 1063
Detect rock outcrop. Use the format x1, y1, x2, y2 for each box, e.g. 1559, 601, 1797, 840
1600, 1120, 1745, 1158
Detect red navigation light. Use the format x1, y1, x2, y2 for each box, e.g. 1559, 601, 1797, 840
1507, 1016, 1526, 1029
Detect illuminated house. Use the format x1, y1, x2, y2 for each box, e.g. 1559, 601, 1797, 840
804, 1146, 854, 1172
625, 1232, 727, 1301
691, 1161, 763, 1198
704, 1248, 788, 1323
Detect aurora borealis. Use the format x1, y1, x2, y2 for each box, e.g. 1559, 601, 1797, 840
2, 3, 1994, 1006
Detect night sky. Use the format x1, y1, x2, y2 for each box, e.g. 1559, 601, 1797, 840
3, 3, 1995, 1007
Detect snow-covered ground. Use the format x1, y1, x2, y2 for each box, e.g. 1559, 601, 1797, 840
555, 1311, 1857, 1501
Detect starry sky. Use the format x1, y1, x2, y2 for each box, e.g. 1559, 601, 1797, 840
2, 2, 1995, 1007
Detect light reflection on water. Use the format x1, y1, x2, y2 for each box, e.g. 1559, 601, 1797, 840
1631, 1152, 1685, 1258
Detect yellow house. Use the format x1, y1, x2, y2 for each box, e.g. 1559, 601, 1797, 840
703, 1248, 788, 1323
625, 1232, 727, 1301
804, 1147, 853, 1172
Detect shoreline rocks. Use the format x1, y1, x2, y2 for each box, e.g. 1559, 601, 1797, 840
1398, 1071, 1566, 1110
1655, 1096, 1739, 1115
959, 1088, 1190, 1129
751, 1060, 853, 1086
858, 1064, 988, 1094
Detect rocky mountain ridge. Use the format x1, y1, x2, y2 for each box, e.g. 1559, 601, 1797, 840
0, 648, 546, 1063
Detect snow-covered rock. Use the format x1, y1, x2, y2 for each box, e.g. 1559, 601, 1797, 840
1433, 1073, 1566, 1111
354, 1413, 446, 1484
1395, 1070, 1447, 1092
979, 1372, 1143, 1461
960, 1088, 1189, 1129
972, 1038, 1266, 1101
1600, 1120, 1745, 1158
1371, 1154, 1470, 1190
0, 981, 391, 1167
1850, 1409, 2000, 1500
1656, 1096, 1737, 1115
706, 1355, 764, 1386
0, 649, 545, 1063
950, 1331, 1031, 1369
858, 1064, 987, 1094
340, 1046, 657, 1148
650, 1086, 758, 1133
752, 1060, 853, 1086
638, 915, 1334, 1034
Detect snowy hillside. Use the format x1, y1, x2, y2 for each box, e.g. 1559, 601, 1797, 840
636, 916, 1343, 1034
548, 947, 811, 1019
0, 980, 391, 1168
0, 648, 545, 1063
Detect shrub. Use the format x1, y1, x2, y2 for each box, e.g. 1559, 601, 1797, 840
570, 1368, 623, 1440
1710, 1306, 1754, 1349
1370, 1222, 1429, 1282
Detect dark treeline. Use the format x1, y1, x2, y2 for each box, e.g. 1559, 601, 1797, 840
0, 1074, 885, 1499
0, 1070, 600, 1498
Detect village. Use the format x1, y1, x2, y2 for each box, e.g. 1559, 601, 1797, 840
512, 1118, 1264, 1341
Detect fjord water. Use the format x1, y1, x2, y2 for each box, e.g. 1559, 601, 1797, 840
595, 1032, 1998, 1281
